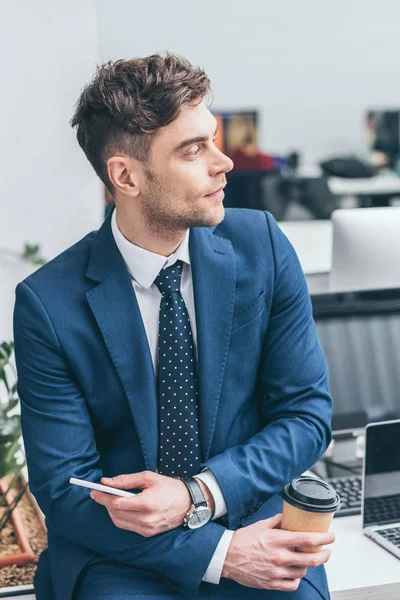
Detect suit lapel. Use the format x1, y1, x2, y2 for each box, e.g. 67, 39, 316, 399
190, 226, 236, 462
85, 212, 158, 471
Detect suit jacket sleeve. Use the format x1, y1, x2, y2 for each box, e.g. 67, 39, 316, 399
203, 211, 332, 530
13, 281, 225, 600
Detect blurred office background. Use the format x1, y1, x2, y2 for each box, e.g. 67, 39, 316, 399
2, 0, 400, 336
2, 0, 400, 367
2, 0, 400, 258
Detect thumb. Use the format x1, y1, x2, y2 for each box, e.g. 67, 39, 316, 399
101, 472, 152, 490
263, 513, 283, 529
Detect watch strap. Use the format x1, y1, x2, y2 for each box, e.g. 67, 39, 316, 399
179, 476, 207, 507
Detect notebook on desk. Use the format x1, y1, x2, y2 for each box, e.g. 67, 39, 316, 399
362, 419, 400, 559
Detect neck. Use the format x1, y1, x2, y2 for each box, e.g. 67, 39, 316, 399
115, 204, 186, 257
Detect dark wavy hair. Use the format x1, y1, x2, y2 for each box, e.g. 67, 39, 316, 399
70, 53, 211, 191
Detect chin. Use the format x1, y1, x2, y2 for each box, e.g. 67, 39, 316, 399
199, 204, 225, 228
173, 204, 225, 229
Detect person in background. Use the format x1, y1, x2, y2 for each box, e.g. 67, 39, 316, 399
226, 114, 275, 171
14, 53, 334, 600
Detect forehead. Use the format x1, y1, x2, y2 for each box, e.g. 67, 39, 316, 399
155, 101, 216, 148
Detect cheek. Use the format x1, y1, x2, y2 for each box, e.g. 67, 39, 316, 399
157, 160, 210, 202
175, 163, 209, 197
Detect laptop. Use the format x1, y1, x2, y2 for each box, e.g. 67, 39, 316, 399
362, 419, 400, 558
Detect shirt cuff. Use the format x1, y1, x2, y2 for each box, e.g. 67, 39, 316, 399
201, 529, 235, 584
195, 469, 227, 520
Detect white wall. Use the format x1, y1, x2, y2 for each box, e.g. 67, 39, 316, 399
0, 1, 102, 340
0, 0, 102, 258
96, 0, 400, 162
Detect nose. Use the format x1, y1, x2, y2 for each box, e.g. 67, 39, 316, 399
209, 147, 234, 177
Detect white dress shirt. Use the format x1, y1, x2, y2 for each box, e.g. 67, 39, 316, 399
111, 210, 234, 584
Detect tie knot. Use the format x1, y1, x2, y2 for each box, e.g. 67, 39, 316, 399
154, 260, 183, 295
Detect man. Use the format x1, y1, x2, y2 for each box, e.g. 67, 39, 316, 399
14, 54, 334, 600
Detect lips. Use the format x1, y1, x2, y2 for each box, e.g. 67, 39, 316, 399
205, 185, 225, 196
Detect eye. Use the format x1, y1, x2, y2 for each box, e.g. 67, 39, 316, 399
187, 145, 201, 156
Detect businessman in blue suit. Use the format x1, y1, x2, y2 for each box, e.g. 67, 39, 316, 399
14, 54, 334, 599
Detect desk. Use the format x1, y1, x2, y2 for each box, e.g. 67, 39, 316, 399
295, 165, 400, 201
278, 220, 332, 275
277, 220, 332, 295
328, 171, 400, 197
327, 515, 400, 599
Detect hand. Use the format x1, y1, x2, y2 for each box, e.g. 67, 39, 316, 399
222, 513, 335, 592
90, 471, 214, 537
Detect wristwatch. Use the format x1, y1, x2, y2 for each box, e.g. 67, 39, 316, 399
179, 476, 213, 529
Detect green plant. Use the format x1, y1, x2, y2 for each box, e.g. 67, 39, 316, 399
21, 244, 47, 266
0, 243, 46, 266
0, 342, 27, 531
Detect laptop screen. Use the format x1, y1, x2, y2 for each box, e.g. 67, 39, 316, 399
363, 420, 400, 528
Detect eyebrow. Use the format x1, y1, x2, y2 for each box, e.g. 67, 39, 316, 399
173, 122, 219, 153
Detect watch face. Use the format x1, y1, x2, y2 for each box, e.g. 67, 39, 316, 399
188, 506, 212, 529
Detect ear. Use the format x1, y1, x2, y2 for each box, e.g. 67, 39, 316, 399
107, 155, 141, 197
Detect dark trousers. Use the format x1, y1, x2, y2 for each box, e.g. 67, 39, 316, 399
74, 560, 330, 600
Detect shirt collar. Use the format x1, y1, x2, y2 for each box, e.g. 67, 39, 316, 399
111, 208, 191, 289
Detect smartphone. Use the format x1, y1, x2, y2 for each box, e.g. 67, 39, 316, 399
69, 477, 135, 498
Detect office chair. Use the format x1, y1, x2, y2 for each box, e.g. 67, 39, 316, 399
224, 170, 284, 217
224, 171, 338, 221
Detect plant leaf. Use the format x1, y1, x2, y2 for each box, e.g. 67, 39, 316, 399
6, 396, 20, 413
0, 370, 9, 393
0, 457, 20, 479
0, 416, 21, 443
0, 342, 14, 359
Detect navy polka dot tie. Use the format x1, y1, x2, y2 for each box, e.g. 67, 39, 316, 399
154, 260, 202, 477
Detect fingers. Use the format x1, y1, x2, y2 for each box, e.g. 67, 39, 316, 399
268, 578, 301, 592
285, 547, 331, 568
90, 489, 152, 513
279, 530, 335, 548
263, 513, 282, 528
90, 490, 114, 507
275, 566, 307, 580
91, 494, 165, 538
90, 490, 135, 510
101, 471, 155, 490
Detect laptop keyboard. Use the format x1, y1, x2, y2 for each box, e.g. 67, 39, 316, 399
327, 475, 362, 517
377, 526, 400, 548
364, 494, 400, 525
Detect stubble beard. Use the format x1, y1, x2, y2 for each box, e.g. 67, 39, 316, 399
141, 171, 225, 241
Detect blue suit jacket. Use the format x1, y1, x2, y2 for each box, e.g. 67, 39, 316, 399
13, 208, 332, 600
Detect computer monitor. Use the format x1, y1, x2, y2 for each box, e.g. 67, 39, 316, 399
366, 109, 400, 167
330, 207, 400, 293
311, 288, 400, 435
211, 110, 259, 155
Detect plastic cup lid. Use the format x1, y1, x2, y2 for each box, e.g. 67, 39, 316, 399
281, 476, 341, 514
